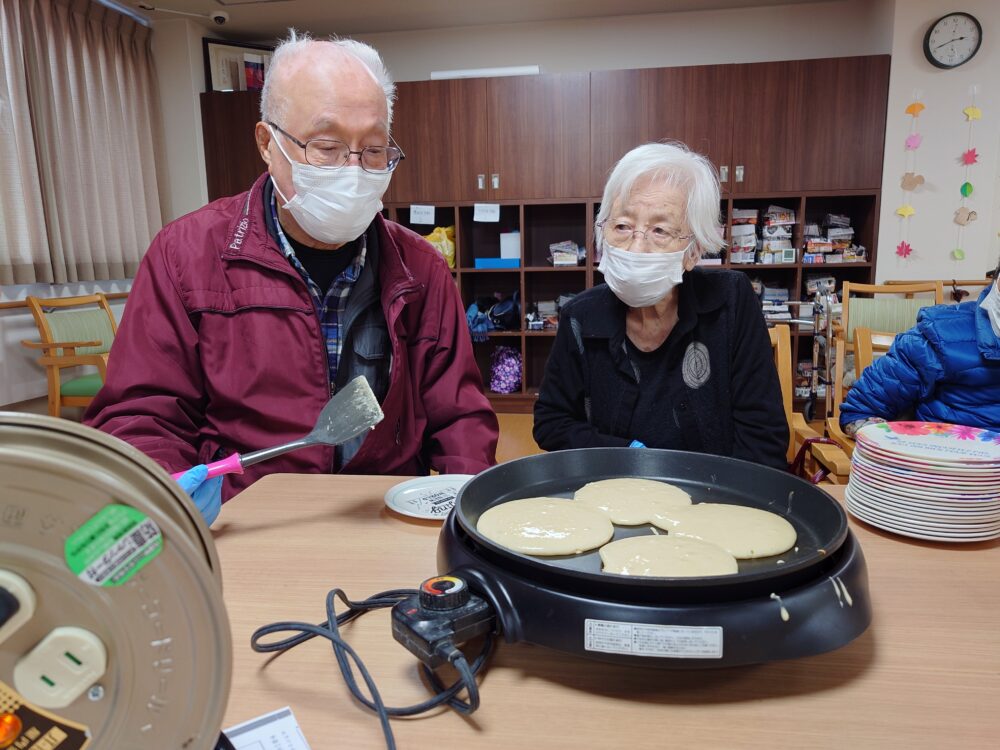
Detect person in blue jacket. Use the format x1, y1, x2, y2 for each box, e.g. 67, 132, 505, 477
840, 260, 1000, 435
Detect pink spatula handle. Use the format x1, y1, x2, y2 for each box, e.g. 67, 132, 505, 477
170, 452, 244, 481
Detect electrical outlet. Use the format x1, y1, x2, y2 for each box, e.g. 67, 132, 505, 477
13, 627, 107, 709
0, 570, 36, 646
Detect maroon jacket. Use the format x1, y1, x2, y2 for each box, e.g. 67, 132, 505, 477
85, 173, 498, 500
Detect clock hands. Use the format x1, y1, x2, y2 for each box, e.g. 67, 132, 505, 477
934, 36, 967, 51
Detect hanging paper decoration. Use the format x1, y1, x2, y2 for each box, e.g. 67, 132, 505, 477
897, 99, 923, 262
954, 207, 978, 225
954, 91, 982, 263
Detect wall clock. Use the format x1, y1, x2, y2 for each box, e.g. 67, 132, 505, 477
923, 12, 982, 69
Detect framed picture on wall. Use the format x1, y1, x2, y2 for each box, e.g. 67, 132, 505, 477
203, 39, 274, 92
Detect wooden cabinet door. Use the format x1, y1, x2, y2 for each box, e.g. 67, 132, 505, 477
385, 79, 489, 203
488, 73, 591, 199
200, 91, 264, 201
730, 56, 890, 193
729, 60, 807, 194
796, 55, 890, 190
591, 66, 736, 197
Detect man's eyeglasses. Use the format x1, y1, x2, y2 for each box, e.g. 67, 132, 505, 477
268, 121, 405, 174
597, 220, 694, 251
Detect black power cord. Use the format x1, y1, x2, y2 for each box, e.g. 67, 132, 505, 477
250, 588, 494, 749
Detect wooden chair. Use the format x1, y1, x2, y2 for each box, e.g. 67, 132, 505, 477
20, 294, 118, 417
885, 278, 991, 304
853, 327, 896, 374
827, 281, 943, 444
768, 325, 821, 462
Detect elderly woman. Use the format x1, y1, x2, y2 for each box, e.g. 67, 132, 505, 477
533, 142, 788, 470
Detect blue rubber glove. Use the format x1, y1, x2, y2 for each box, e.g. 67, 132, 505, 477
175, 465, 224, 526
628, 440, 646, 448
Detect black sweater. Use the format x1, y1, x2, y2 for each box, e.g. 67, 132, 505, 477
532, 269, 789, 471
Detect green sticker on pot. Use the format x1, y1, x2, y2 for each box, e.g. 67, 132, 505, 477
64, 504, 163, 587
960, 181, 974, 197
952, 248, 966, 260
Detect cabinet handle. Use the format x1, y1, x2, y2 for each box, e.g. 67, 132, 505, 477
719, 165, 729, 182
491, 173, 500, 190
477, 174, 486, 190
735, 165, 744, 183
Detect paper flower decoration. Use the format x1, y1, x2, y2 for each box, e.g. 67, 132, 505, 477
905, 101, 926, 116
900, 172, 925, 191
952, 248, 966, 260
895, 241, 912, 258
905, 133, 923, 150
963, 106, 982, 121
961, 148, 979, 165
961, 182, 974, 197
954, 207, 978, 226
895, 204, 916, 218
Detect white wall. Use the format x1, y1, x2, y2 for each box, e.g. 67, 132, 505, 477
876, 0, 1000, 282
357, 0, 893, 80
0, 282, 130, 408
151, 19, 209, 223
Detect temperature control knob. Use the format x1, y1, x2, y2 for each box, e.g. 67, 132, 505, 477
418, 575, 470, 611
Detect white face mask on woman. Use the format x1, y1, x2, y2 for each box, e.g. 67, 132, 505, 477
598, 240, 690, 308
270, 126, 391, 245
981, 279, 1000, 337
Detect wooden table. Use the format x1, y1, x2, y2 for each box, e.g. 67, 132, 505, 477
215, 475, 999, 749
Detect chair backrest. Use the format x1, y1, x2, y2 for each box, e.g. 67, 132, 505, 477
853, 327, 896, 374
841, 281, 943, 341
25, 294, 118, 356
885, 278, 991, 304
768, 325, 793, 457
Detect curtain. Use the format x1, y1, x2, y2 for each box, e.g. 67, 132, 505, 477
0, 0, 163, 284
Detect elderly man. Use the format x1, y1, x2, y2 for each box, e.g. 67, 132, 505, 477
86, 33, 498, 522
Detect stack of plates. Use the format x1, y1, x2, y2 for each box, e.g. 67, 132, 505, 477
845, 421, 1000, 542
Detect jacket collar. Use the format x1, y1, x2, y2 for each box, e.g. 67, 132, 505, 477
975, 284, 1000, 360
218, 172, 419, 299
578, 268, 726, 340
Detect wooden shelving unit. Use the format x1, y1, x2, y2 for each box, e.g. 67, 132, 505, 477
200, 55, 890, 416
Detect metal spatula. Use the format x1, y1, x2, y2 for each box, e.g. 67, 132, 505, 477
170, 376, 384, 480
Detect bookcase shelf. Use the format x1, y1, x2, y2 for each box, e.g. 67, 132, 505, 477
387, 188, 880, 415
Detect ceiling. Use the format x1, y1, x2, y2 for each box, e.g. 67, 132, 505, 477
132, 0, 826, 41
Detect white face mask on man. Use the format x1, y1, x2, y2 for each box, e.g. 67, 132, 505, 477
981, 278, 1000, 337
269, 126, 391, 245
598, 240, 691, 308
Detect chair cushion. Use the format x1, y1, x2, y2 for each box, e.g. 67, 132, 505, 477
45, 308, 114, 355
61, 373, 104, 398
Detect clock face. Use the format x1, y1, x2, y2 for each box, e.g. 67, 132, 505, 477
924, 13, 982, 69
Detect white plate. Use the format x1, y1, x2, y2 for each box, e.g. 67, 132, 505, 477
384, 474, 474, 520
855, 422, 1000, 465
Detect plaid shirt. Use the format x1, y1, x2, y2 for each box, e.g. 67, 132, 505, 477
270, 194, 366, 393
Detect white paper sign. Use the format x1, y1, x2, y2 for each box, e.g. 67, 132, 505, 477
225, 706, 312, 750
409, 204, 435, 225
473, 203, 501, 222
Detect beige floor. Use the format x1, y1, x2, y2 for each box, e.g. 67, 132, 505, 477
495, 413, 544, 463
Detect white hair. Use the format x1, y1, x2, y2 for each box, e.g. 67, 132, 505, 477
260, 29, 396, 127
595, 141, 724, 261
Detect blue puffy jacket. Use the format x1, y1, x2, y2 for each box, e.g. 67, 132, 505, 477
840, 286, 1000, 430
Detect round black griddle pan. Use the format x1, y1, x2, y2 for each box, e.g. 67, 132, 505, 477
450, 448, 848, 601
